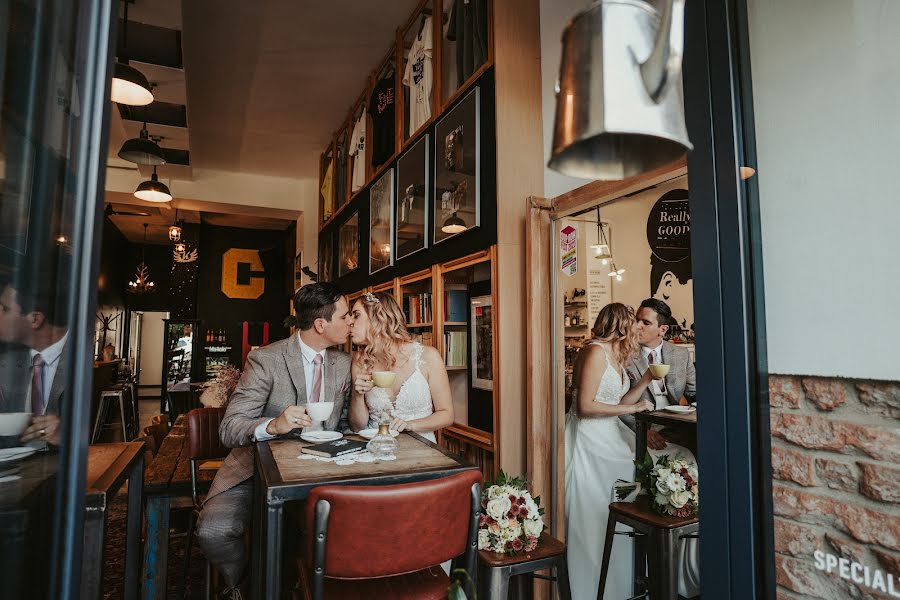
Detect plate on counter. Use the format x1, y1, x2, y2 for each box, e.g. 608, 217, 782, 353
663, 405, 696, 414
0, 447, 37, 464
357, 428, 400, 440
299, 431, 343, 443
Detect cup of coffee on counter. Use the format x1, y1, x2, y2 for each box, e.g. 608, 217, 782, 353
647, 363, 670, 378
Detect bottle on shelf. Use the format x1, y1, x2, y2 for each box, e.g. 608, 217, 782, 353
564, 313, 571, 327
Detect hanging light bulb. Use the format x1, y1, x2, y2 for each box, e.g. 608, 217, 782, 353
441, 212, 467, 235
174, 242, 186, 253
110, 0, 154, 106
135, 165, 172, 202
590, 208, 614, 263
167, 207, 182, 240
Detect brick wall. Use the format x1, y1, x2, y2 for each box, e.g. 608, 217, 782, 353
769, 375, 900, 599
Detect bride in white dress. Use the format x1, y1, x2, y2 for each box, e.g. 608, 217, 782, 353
566, 303, 655, 600
347, 291, 454, 441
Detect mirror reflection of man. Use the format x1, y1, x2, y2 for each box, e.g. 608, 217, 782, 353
623, 298, 696, 450
0, 276, 68, 446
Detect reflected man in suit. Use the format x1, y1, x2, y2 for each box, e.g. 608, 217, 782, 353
623, 298, 696, 450
0, 275, 68, 446
197, 282, 354, 599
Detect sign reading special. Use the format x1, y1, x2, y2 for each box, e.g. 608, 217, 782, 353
560, 224, 577, 276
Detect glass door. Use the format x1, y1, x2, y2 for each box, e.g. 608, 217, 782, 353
0, 0, 116, 597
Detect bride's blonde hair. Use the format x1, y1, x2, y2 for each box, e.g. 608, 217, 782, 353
359, 291, 411, 372
589, 302, 637, 368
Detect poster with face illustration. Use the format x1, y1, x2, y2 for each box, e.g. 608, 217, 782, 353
433, 87, 480, 244
395, 135, 429, 259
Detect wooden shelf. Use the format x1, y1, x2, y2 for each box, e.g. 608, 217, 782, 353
443, 321, 467, 327
407, 322, 433, 327
564, 301, 587, 307
446, 365, 467, 371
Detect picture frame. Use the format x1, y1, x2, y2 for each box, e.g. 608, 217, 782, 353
318, 231, 333, 283
338, 211, 359, 277
395, 134, 429, 259
470, 293, 493, 390
369, 168, 395, 274
433, 86, 480, 244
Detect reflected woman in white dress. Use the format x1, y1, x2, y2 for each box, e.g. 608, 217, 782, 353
348, 292, 453, 442
566, 303, 655, 600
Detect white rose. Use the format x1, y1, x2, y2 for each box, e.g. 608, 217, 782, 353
507, 521, 522, 539
487, 497, 512, 521
665, 473, 686, 492
669, 491, 690, 508
523, 517, 543, 537
656, 478, 671, 494
478, 529, 491, 550
496, 518, 509, 530
655, 493, 669, 507
655, 468, 672, 480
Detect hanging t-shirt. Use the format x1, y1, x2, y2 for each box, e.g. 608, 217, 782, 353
368, 74, 396, 169
446, 0, 488, 87
349, 111, 366, 192
403, 16, 434, 134
320, 159, 334, 219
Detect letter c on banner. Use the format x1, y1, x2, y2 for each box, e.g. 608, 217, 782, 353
221, 248, 266, 299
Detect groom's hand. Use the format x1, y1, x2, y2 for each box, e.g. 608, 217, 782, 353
267, 406, 312, 435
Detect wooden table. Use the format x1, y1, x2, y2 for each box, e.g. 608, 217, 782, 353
142, 415, 215, 599
634, 408, 697, 462
252, 432, 477, 600
83, 442, 145, 600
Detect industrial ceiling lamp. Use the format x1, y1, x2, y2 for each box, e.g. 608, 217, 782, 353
135, 166, 172, 202
118, 118, 166, 165
168, 208, 182, 241
590, 208, 613, 265
110, 0, 154, 106
127, 224, 156, 294
441, 212, 467, 235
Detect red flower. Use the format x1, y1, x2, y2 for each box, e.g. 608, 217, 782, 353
519, 507, 529, 518
517, 496, 526, 505
511, 538, 524, 551
509, 494, 517, 503
507, 510, 515, 520
479, 514, 491, 527
481, 498, 488, 509
510, 504, 520, 516
525, 536, 538, 552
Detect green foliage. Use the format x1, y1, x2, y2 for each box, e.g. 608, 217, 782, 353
447, 568, 476, 600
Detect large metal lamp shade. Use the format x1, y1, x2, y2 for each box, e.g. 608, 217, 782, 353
549, 0, 692, 180
134, 167, 172, 202
441, 212, 467, 235
111, 62, 154, 106
118, 126, 166, 165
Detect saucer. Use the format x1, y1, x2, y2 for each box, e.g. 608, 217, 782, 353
299, 431, 343, 443
357, 428, 400, 440
0, 447, 37, 464
663, 405, 696, 414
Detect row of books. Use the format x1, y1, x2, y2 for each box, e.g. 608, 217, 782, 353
445, 286, 468, 322
444, 330, 468, 367
405, 292, 433, 324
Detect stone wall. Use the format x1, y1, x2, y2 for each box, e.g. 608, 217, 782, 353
769, 375, 900, 599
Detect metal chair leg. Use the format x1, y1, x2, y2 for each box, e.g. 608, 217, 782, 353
480, 565, 511, 600
596, 512, 618, 600
118, 392, 128, 441
92, 395, 108, 443
555, 555, 572, 600
646, 528, 679, 600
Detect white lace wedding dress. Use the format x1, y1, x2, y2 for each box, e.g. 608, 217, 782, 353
565, 342, 635, 600
365, 342, 437, 442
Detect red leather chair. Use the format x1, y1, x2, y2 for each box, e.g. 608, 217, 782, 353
179, 407, 230, 598
297, 470, 482, 600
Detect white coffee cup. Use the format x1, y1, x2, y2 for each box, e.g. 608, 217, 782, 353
0, 412, 32, 436
306, 401, 334, 422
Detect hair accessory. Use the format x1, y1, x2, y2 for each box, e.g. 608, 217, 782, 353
364, 292, 380, 304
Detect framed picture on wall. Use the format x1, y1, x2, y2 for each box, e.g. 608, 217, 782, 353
339, 211, 359, 277
470, 293, 493, 390
395, 134, 429, 259
369, 168, 394, 274
434, 86, 480, 244
318, 231, 333, 283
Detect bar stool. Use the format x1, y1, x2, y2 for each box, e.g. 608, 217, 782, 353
478, 532, 571, 600
91, 386, 129, 443
598, 499, 698, 600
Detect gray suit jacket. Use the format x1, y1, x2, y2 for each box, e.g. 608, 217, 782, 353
207, 335, 352, 499
621, 341, 695, 430
0, 344, 67, 415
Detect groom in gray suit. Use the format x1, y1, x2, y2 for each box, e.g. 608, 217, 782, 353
624, 298, 696, 450
197, 282, 354, 599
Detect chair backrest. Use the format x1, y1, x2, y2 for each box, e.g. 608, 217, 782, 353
305, 470, 482, 582
143, 421, 168, 455
186, 407, 229, 461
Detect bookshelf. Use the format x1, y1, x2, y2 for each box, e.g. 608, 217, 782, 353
343, 248, 499, 481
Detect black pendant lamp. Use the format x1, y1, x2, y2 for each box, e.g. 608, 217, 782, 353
111, 0, 154, 106
134, 166, 172, 202
119, 116, 166, 165
441, 212, 467, 235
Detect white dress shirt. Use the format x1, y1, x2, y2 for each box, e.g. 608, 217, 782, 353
27, 332, 68, 414
253, 333, 327, 441
641, 341, 670, 408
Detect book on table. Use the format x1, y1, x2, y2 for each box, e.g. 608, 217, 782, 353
300, 438, 368, 458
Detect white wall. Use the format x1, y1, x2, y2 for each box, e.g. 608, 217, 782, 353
749, 0, 900, 380
137, 311, 168, 394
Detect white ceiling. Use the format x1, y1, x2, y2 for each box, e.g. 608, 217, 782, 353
113, 0, 420, 181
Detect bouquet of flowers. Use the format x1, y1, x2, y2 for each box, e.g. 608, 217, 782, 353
636, 453, 699, 517
478, 471, 545, 555
199, 365, 242, 408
